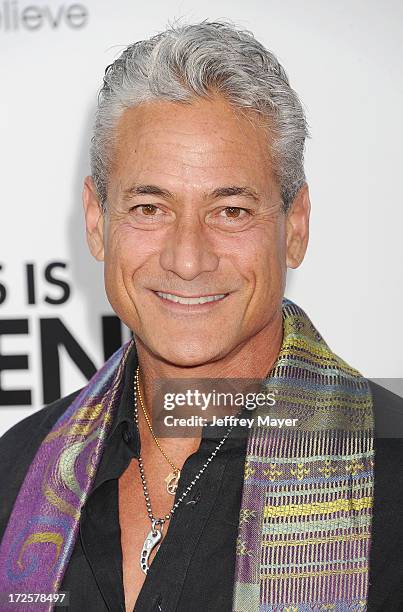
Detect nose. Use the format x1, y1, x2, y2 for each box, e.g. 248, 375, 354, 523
159, 216, 219, 281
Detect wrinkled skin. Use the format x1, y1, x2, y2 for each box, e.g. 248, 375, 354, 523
83, 96, 310, 379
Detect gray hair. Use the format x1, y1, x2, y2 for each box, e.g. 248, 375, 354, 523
90, 20, 309, 213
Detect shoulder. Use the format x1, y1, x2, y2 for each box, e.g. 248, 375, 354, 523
366, 381, 403, 523
368, 379, 403, 438
368, 378, 403, 408
0, 389, 82, 539
0, 389, 82, 453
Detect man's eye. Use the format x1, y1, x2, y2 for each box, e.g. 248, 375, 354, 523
218, 207, 251, 221
130, 204, 160, 216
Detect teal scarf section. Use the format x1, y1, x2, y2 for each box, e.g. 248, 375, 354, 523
0, 298, 374, 611
233, 300, 374, 611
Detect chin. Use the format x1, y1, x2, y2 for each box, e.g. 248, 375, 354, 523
149, 338, 227, 368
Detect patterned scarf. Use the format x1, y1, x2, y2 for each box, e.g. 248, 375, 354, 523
0, 298, 374, 611
233, 300, 374, 611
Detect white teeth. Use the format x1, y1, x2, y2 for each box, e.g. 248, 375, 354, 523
156, 292, 227, 305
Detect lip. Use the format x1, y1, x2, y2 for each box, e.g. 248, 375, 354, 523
151, 290, 230, 312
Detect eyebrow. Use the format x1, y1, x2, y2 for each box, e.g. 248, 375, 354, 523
209, 186, 260, 202
123, 184, 173, 200
122, 184, 260, 203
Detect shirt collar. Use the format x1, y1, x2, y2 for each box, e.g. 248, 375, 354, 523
106, 339, 139, 442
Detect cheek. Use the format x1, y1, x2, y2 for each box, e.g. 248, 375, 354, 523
233, 230, 285, 284
103, 225, 138, 305
105, 223, 156, 274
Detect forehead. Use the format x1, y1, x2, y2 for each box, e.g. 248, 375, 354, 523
110, 96, 277, 195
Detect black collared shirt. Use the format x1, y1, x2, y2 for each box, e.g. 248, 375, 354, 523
69, 341, 249, 612
1, 343, 403, 611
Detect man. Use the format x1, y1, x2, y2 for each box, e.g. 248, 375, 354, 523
0, 20, 402, 612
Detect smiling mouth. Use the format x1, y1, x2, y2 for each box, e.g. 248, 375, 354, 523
154, 291, 228, 305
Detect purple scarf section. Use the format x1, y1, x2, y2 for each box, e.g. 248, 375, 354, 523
0, 339, 133, 611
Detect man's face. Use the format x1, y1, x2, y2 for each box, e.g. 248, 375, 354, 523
84, 96, 309, 366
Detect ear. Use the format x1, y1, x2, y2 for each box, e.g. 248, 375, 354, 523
285, 183, 311, 269
83, 176, 105, 262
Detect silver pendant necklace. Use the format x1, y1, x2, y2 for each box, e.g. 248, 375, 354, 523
133, 373, 239, 575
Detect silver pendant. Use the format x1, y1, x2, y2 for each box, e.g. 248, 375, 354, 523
165, 470, 180, 495
140, 520, 163, 574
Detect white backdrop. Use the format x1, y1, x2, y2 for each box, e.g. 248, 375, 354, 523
1, 0, 402, 436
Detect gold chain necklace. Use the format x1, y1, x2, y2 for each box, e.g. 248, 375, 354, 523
133, 368, 239, 575
135, 365, 181, 495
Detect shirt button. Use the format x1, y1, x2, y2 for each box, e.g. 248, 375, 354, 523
122, 429, 132, 444
186, 489, 201, 506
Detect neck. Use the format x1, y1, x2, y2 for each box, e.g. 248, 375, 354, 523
131, 308, 283, 478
